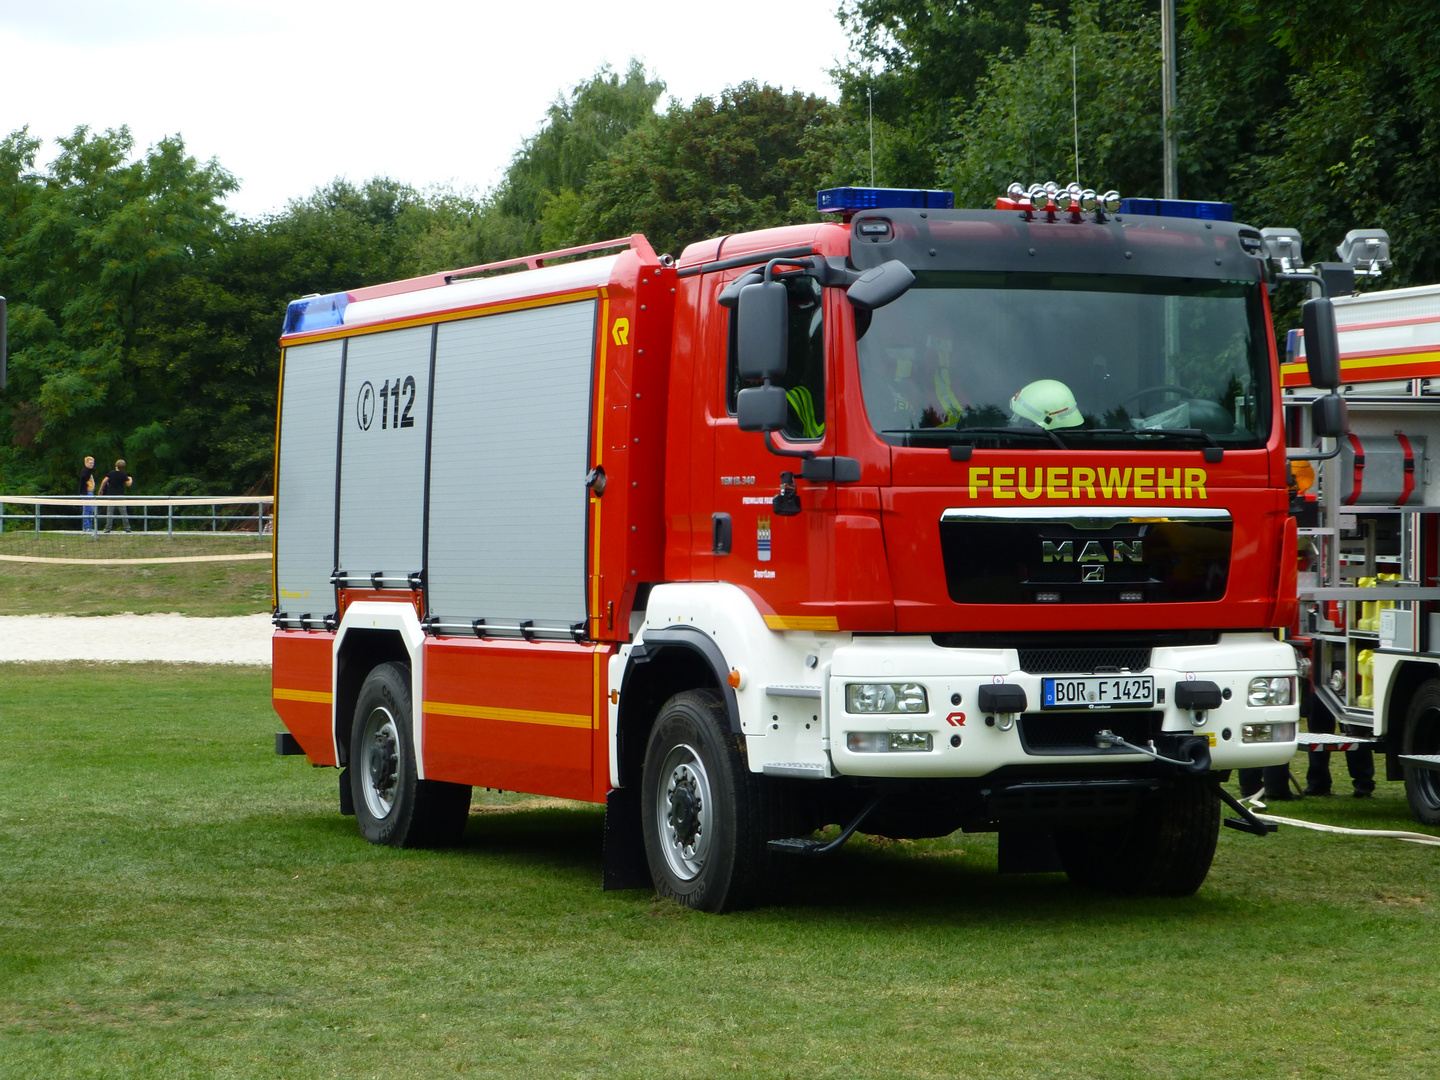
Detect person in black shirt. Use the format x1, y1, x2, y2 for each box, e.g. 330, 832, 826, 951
77, 455, 97, 536
99, 459, 132, 533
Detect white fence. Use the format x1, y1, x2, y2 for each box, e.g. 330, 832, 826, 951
0, 495, 274, 536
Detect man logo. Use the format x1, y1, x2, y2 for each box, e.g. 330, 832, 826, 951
1043, 539, 1143, 564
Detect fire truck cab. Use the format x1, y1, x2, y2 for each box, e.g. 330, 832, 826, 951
272, 186, 1302, 910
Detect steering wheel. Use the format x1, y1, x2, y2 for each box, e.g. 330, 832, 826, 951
1118, 384, 1192, 411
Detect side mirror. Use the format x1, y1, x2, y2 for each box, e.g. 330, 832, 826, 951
736, 384, 789, 432
1301, 297, 1341, 390
846, 259, 915, 311
1312, 394, 1348, 439
736, 280, 788, 381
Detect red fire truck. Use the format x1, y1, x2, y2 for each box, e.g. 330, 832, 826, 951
272, 184, 1320, 910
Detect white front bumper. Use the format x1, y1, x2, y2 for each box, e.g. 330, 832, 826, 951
826, 632, 1298, 777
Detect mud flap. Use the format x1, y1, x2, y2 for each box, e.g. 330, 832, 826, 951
339, 768, 354, 817
603, 786, 651, 890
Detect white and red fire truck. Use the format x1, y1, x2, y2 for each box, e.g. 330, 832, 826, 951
271, 184, 1320, 911
1281, 248, 1440, 824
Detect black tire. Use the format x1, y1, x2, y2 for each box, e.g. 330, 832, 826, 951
1401, 679, 1440, 826
349, 661, 472, 847
640, 689, 785, 912
1055, 776, 1221, 897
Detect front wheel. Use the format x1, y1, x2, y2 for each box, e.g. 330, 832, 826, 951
640, 689, 781, 912
349, 661, 472, 847
1401, 679, 1440, 826
1056, 776, 1221, 896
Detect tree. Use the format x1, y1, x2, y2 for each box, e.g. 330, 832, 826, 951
942, 1, 1162, 207
0, 126, 235, 492
471, 61, 665, 263
575, 82, 847, 258
833, 0, 1072, 186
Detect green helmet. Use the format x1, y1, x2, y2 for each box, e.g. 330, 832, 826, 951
1010, 379, 1083, 429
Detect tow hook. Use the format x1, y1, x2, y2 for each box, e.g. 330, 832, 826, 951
1092, 730, 1276, 837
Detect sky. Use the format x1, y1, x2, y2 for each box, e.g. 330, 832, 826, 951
0, 0, 857, 219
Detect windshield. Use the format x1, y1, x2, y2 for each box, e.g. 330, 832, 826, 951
857, 272, 1271, 449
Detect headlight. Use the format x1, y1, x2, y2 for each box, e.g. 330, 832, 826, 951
1247, 677, 1294, 707
846, 683, 928, 714
1242, 722, 1297, 744
846, 732, 934, 753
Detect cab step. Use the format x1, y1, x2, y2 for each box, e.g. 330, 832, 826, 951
1298, 731, 1380, 752
1399, 754, 1440, 773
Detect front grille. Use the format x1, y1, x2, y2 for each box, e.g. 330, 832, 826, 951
1017, 647, 1152, 674
1018, 710, 1162, 755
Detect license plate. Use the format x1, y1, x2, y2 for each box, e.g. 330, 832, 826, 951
1042, 675, 1154, 710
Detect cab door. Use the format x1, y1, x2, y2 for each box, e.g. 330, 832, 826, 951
706, 268, 837, 622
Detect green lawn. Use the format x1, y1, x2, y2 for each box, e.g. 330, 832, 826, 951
2, 663, 1438, 1078
0, 533, 271, 616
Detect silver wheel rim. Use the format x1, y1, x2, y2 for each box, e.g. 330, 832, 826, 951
655, 743, 713, 881
360, 705, 400, 820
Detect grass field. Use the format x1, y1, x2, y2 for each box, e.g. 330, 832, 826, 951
3, 663, 1438, 1078
0, 533, 271, 616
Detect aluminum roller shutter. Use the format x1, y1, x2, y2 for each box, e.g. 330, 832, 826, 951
275, 339, 344, 619
337, 325, 432, 585
427, 300, 597, 629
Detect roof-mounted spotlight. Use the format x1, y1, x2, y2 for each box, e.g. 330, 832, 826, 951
1064, 183, 1083, 212
1337, 229, 1392, 275
1260, 227, 1303, 272
1100, 191, 1122, 214
1027, 184, 1049, 212
1007, 182, 1026, 201
1080, 189, 1099, 213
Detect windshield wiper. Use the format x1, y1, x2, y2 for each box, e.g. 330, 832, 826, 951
951, 426, 1069, 449
879, 426, 1070, 451
1084, 427, 1224, 460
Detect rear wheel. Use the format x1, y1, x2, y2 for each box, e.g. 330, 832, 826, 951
1401, 679, 1440, 826
1056, 776, 1221, 897
349, 661, 471, 847
640, 689, 783, 912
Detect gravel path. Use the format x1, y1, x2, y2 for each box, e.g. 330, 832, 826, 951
0, 613, 272, 664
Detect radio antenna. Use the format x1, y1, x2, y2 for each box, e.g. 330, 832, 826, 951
868, 86, 875, 187
1072, 45, 1081, 186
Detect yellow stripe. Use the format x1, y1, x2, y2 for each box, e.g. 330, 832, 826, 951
764, 615, 841, 632
424, 700, 591, 729
274, 687, 333, 704
1283, 350, 1440, 376
282, 289, 604, 345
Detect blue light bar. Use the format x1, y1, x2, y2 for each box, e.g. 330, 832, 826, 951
1118, 197, 1234, 222
817, 187, 955, 213
1285, 328, 1303, 365
283, 291, 350, 335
